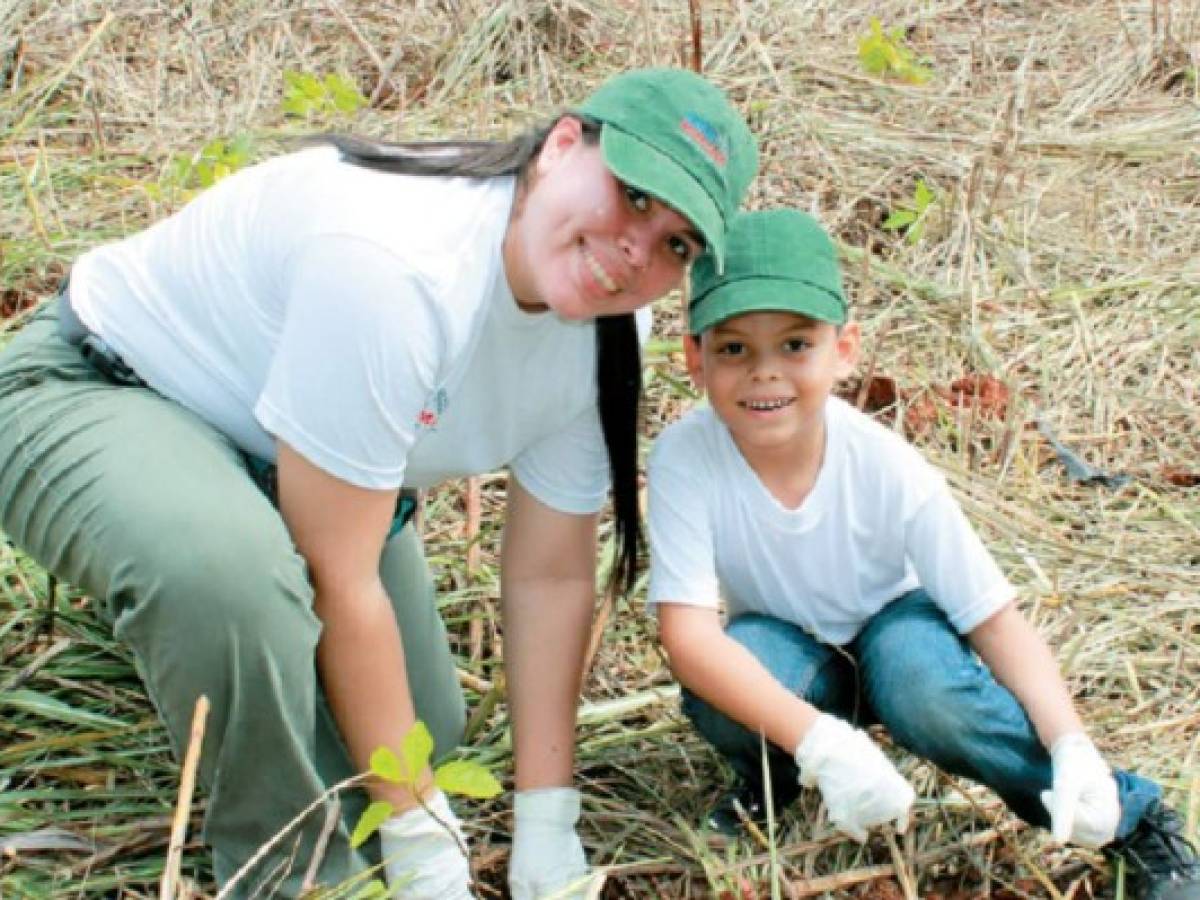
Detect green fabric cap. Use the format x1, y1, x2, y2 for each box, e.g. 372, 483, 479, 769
577, 68, 758, 272
689, 209, 848, 334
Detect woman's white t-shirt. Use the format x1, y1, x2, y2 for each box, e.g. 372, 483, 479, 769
70, 146, 630, 513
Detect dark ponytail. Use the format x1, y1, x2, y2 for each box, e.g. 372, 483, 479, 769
595, 314, 642, 596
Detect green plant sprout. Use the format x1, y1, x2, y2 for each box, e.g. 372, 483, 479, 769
883, 178, 937, 244
350, 721, 502, 850
858, 18, 932, 84
144, 133, 254, 203
282, 70, 366, 120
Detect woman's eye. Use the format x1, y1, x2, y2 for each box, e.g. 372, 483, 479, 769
668, 236, 693, 261
624, 184, 650, 212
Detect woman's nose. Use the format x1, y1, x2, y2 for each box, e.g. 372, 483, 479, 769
617, 224, 651, 269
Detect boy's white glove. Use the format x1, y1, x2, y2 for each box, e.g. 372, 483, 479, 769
1039, 732, 1120, 849
793, 713, 915, 842
509, 787, 594, 900
378, 789, 476, 899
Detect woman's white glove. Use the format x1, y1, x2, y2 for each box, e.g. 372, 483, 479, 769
1039, 732, 1120, 849
378, 789, 476, 899
793, 714, 915, 842
509, 787, 595, 900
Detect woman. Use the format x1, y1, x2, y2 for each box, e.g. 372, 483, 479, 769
0, 68, 757, 898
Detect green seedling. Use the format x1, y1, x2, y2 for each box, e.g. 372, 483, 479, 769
883, 178, 936, 244
147, 133, 254, 203
858, 18, 932, 85
282, 70, 366, 120
349, 720, 502, 850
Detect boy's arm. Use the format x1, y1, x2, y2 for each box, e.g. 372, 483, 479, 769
966, 600, 1085, 749
657, 603, 819, 752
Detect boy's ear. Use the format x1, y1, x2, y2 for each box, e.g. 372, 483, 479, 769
834, 321, 861, 379
682, 334, 706, 392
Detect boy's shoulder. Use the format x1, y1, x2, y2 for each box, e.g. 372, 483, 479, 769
826, 396, 938, 483
651, 403, 722, 465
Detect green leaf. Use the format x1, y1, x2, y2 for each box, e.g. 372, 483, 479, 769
402, 722, 434, 781
350, 880, 390, 900
0, 690, 129, 730
882, 209, 917, 230
914, 179, 935, 212
434, 759, 503, 800
350, 800, 393, 849
370, 746, 405, 784
325, 73, 366, 112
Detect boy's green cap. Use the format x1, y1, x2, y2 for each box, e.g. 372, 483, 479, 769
577, 68, 758, 272
689, 209, 847, 334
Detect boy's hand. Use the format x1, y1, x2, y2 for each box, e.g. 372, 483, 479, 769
509, 787, 596, 899
1040, 732, 1120, 848
793, 714, 915, 842
378, 789, 477, 899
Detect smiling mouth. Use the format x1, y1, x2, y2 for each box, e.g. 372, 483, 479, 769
582, 245, 619, 293
740, 398, 795, 411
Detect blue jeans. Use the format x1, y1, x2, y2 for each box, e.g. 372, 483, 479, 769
681, 589, 1160, 840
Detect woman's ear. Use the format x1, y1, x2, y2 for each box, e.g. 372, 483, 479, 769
683, 334, 706, 393
535, 115, 585, 176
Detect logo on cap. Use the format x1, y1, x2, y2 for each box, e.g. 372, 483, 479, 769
680, 112, 727, 167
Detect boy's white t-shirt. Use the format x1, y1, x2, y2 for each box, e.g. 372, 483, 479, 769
69, 146, 633, 513
647, 397, 1013, 643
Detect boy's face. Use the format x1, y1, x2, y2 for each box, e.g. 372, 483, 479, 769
684, 310, 859, 456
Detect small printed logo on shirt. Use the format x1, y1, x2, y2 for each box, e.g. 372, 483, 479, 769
415, 388, 448, 431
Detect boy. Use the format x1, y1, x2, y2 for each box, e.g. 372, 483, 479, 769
646, 209, 1199, 899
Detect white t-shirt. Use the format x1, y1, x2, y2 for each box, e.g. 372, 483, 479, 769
70, 146, 632, 513
647, 397, 1013, 644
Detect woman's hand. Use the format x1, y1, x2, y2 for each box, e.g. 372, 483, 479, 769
509, 788, 596, 900
379, 789, 477, 899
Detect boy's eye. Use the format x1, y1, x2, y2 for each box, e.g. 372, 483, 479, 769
623, 184, 650, 212
783, 337, 810, 353
715, 341, 745, 357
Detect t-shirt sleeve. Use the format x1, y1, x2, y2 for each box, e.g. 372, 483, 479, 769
509, 404, 610, 515
905, 486, 1014, 634
255, 235, 444, 489
646, 429, 721, 609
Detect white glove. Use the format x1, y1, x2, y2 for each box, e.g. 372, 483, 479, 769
1039, 732, 1120, 849
378, 789, 476, 899
793, 714, 915, 842
509, 787, 596, 900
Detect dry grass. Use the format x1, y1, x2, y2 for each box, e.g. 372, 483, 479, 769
2, 0, 1199, 897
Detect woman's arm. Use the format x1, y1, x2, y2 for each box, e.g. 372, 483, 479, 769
967, 600, 1086, 749
276, 441, 430, 808
657, 603, 819, 753
500, 479, 598, 789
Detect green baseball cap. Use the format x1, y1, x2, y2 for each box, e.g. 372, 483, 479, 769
577, 68, 758, 272
689, 209, 848, 334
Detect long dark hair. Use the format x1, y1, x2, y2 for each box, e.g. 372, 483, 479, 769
317, 123, 643, 596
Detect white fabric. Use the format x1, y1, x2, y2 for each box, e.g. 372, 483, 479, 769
647, 397, 1013, 643
1040, 732, 1120, 848
510, 788, 595, 900
70, 146, 633, 512
378, 790, 476, 899
793, 713, 914, 841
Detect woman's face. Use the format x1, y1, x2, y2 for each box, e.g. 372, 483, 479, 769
503, 117, 705, 320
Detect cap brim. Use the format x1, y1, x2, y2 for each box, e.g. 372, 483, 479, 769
599, 127, 726, 271
690, 277, 847, 335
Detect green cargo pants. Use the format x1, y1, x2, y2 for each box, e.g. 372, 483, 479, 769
0, 302, 467, 896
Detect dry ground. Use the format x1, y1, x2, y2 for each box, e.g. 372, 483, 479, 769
1, 1, 1198, 897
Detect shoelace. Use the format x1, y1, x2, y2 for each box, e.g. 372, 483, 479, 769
1125, 809, 1200, 878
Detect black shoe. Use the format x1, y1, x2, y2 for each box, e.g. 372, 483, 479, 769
704, 780, 797, 838
1107, 801, 1200, 899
